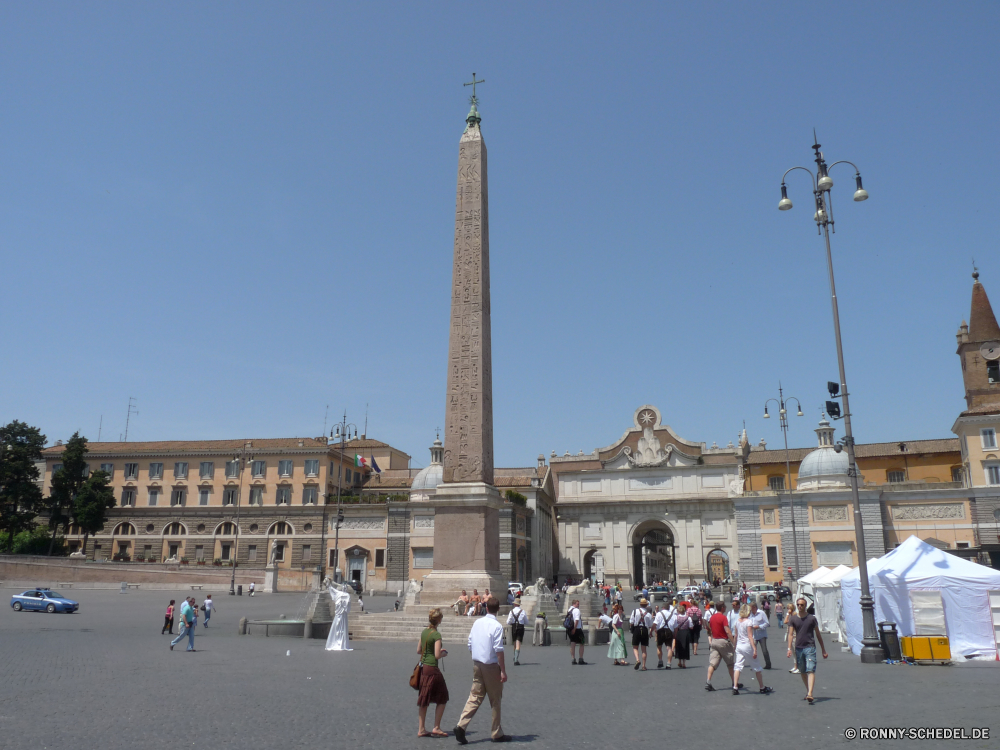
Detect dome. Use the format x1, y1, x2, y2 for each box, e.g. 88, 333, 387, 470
411, 436, 444, 495
411, 463, 443, 492
796, 418, 850, 490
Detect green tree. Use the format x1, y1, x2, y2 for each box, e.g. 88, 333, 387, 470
72, 470, 116, 554
46, 432, 89, 556
0, 420, 47, 552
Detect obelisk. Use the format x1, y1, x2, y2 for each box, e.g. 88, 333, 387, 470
420, 78, 505, 600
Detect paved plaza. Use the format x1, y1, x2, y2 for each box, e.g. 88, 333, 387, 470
1, 589, 997, 749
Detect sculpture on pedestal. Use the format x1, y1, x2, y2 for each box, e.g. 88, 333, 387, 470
323, 577, 353, 651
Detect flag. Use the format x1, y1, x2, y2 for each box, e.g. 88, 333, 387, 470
354, 454, 367, 468
371, 455, 382, 474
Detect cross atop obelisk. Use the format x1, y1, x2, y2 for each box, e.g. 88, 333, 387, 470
463, 72, 485, 102
443, 76, 493, 485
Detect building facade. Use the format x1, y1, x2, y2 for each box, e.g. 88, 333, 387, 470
41, 434, 551, 592
548, 405, 747, 587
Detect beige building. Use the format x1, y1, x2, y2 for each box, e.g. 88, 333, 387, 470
41, 433, 551, 592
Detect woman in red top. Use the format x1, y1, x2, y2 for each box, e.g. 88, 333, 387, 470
161, 600, 175, 635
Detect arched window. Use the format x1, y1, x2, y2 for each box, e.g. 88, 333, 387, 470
268, 521, 293, 535
164, 522, 187, 536
113, 522, 136, 535
215, 522, 237, 535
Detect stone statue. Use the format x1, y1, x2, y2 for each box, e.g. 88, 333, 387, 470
324, 577, 353, 651
566, 579, 591, 596
728, 466, 745, 498
523, 577, 548, 596
268, 540, 278, 566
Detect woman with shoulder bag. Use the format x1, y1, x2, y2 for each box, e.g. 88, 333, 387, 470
416, 608, 450, 738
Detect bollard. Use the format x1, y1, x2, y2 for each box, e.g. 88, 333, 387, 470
120, 581, 127, 594
237, 584, 242, 596
239, 616, 247, 635
304, 618, 313, 639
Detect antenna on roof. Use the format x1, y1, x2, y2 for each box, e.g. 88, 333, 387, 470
364, 403, 369, 439
124, 397, 138, 442
98, 415, 103, 442
323, 405, 329, 437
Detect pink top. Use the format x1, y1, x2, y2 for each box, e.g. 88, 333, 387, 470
166, 605, 174, 617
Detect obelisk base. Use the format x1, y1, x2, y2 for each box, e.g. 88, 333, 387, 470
413, 482, 507, 608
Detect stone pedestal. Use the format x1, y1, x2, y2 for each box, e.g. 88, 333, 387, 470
417, 482, 506, 604
264, 566, 278, 593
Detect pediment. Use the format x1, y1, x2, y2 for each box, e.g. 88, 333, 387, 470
597, 405, 706, 468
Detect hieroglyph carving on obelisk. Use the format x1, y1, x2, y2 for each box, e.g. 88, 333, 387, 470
444, 90, 494, 485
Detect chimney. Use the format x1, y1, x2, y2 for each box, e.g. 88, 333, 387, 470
537, 454, 545, 469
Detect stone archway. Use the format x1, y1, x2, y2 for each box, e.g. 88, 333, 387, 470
630, 520, 675, 588
583, 549, 605, 584
706, 549, 730, 583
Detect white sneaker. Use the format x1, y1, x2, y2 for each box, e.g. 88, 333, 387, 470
789, 667, 800, 674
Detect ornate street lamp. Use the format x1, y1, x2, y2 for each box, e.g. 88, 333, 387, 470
777, 133, 884, 663
763, 384, 804, 580
229, 442, 254, 595
329, 413, 359, 584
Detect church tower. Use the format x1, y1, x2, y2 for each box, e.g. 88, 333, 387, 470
952, 270, 1000, 487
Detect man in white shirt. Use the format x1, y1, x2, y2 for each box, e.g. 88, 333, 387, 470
505, 598, 528, 666
653, 603, 676, 669
568, 599, 586, 665
727, 601, 740, 635
749, 601, 771, 669
455, 596, 510, 744
630, 599, 653, 670
202, 595, 215, 628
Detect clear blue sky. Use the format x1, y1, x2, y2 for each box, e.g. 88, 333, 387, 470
2, 2, 998, 467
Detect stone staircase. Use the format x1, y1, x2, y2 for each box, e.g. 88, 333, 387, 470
348, 611, 480, 642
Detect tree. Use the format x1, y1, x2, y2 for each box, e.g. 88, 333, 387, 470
72, 470, 116, 554
46, 432, 89, 555
0, 421, 47, 553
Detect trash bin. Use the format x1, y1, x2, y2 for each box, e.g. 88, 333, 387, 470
878, 621, 902, 661
237, 584, 243, 596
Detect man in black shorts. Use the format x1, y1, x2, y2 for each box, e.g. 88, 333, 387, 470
653, 602, 675, 669
630, 598, 653, 670
568, 599, 587, 665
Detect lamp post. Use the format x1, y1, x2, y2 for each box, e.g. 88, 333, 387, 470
777, 133, 884, 662
330, 413, 359, 584
229, 442, 254, 596
763, 384, 804, 581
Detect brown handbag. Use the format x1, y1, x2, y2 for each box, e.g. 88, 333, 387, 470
409, 662, 422, 690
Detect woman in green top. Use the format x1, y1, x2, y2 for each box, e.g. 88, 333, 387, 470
416, 608, 450, 738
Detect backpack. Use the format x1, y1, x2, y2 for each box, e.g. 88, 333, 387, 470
563, 609, 575, 630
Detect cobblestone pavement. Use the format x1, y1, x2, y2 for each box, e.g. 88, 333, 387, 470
1, 589, 997, 749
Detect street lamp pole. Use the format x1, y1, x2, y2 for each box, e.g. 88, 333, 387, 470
331, 413, 358, 585
777, 134, 884, 662
229, 442, 253, 596
763, 384, 803, 580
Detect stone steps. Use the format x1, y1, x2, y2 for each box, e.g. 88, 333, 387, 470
346, 611, 600, 642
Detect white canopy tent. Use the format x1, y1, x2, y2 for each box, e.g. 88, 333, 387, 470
795, 566, 832, 602
840, 535, 1000, 659
812, 564, 852, 635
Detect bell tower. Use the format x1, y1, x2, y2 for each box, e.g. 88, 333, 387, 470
952, 269, 1000, 487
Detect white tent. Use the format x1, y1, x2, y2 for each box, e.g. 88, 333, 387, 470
841, 535, 1000, 659
812, 564, 852, 635
795, 566, 832, 601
